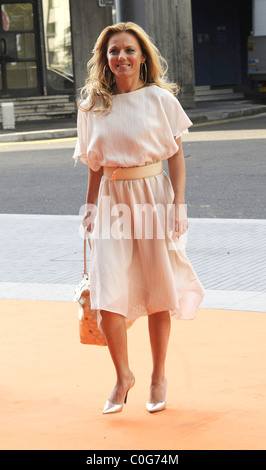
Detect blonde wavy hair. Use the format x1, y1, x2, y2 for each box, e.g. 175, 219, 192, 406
78, 21, 179, 115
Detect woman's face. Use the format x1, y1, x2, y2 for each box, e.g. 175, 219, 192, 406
106, 32, 146, 82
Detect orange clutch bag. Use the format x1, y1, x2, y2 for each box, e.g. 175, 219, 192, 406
74, 232, 107, 346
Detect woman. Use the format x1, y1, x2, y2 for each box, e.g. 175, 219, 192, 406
73, 22, 205, 414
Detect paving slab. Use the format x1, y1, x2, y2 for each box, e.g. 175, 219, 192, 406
0, 214, 265, 312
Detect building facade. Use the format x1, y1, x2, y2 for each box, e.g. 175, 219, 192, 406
0, 0, 263, 105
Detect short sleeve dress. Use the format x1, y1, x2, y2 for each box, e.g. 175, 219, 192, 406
73, 85, 205, 330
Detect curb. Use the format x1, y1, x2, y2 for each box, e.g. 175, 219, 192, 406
188, 104, 266, 123
0, 127, 77, 143
0, 104, 265, 143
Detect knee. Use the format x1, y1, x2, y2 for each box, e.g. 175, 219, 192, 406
150, 310, 170, 320
100, 310, 125, 325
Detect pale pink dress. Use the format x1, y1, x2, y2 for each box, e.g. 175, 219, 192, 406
73, 85, 205, 330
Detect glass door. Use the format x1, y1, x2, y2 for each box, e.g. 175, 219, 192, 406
0, 1, 41, 97
41, 0, 74, 95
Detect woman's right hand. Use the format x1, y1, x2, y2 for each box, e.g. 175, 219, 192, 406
82, 204, 97, 234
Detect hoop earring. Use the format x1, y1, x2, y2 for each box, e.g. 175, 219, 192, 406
103, 64, 115, 88
140, 62, 148, 84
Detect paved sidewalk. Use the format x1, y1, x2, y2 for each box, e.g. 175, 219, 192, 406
0, 213, 265, 312
0, 98, 266, 142
1, 214, 265, 452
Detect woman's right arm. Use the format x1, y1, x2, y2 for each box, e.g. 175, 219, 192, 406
83, 166, 103, 232
86, 166, 103, 206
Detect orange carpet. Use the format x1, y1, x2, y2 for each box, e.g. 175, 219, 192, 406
0, 299, 265, 450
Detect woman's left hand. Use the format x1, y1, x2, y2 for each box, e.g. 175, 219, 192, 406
169, 202, 188, 240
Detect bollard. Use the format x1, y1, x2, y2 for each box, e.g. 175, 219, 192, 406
1, 102, 15, 129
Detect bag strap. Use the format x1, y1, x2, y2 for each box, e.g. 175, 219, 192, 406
83, 229, 92, 276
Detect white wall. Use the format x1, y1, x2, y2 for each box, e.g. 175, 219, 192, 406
253, 0, 266, 35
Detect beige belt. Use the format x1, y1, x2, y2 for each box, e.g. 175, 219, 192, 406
103, 160, 163, 181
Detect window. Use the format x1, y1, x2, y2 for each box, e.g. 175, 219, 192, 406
1, 3, 34, 31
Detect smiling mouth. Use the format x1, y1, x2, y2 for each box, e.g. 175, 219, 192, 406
116, 64, 130, 68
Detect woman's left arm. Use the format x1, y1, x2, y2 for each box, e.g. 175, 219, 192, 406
167, 136, 188, 239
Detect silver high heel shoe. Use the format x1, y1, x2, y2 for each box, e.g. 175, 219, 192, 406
102, 377, 135, 414
146, 400, 166, 413
146, 379, 167, 413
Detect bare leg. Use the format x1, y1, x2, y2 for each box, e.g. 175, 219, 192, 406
100, 310, 134, 404
148, 310, 170, 403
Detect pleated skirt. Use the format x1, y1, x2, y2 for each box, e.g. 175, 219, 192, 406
89, 170, 205, 330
